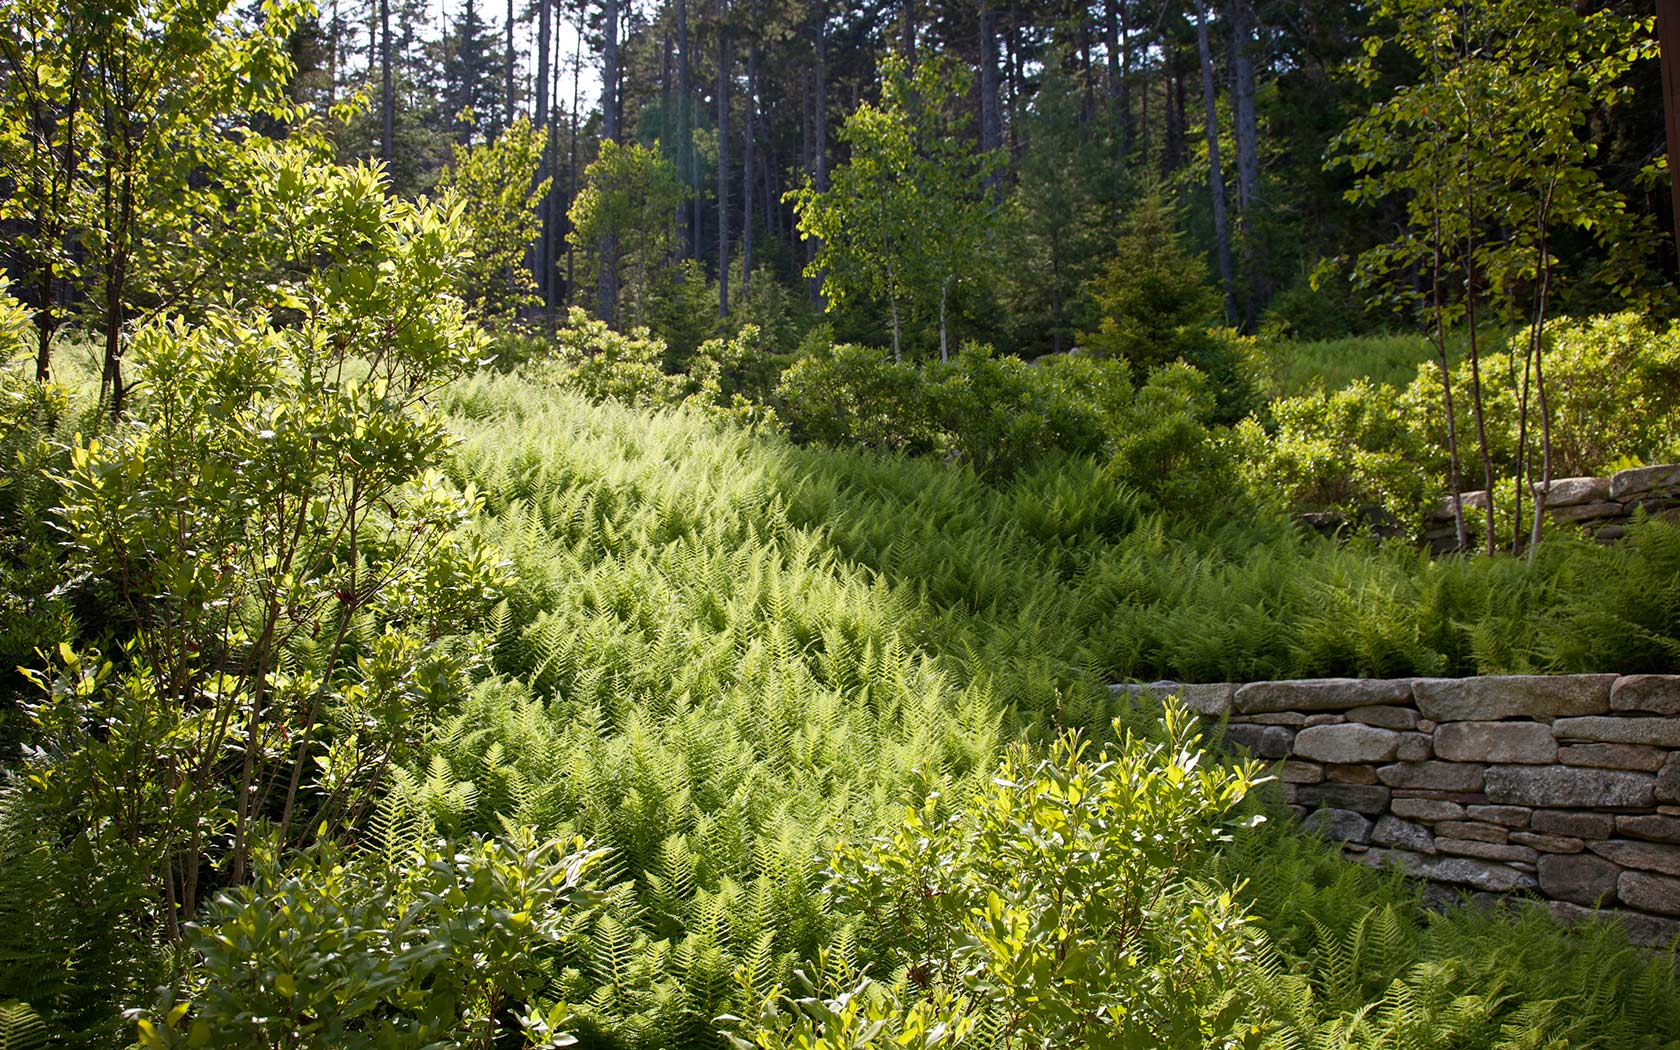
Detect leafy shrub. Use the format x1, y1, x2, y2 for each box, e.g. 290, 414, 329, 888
1109, 362, 1244, 512
139, 829, 605, 1049
436, 118, 550, 322
774, 342, 936, 454
821, 703, 1267, 1049
546, 308, 693, 407
1235, 378, 1429, 523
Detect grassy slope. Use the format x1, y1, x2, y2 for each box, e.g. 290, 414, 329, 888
419, 367, 1679, 1047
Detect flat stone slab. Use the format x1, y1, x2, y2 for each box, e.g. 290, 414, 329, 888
1610, 675, 1680, 715
1538, 853, 1621, 906
1609, 463, 1680, 500
1534, 476, 1610, 507
1615, 815, 1680, 844
1434, 721, 1557, 764
1295, 782, 1391, 815
1302, 807, 1372, 844
1366, 847, 1537, 892
1553, 716, 1680, 749
1111, 681, 1234, 717
1588, 839, 1680, 877
1484, 765, 1655, 808
1413, 675, 1613, 721
1531, 810, 1614, 839
1234, 678, 1413, 714
1619, 870, 1680, 917
1347, 705, 1419, 730
1558, 743, 1669, 772
1377, 761, 1485, 792
1294, 723, 1401, 764
1372, 815, 1436, 853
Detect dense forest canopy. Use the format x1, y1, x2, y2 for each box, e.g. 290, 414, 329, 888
3, 0, 1674, 369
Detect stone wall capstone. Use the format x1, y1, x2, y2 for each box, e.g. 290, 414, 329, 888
1114, 674, 1680, 948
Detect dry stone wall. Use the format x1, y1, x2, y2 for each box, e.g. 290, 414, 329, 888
1422, 463, 1680, 553
1115, 674, 1680, 947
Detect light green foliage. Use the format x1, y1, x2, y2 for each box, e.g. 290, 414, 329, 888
773, 341, 1137, 478
0, 0, 306, 383
545, 307, 693, 407
568, 141, 687, 328
438, 118, 552, 322
1245, 313, 1680, 529
138, 830, 605, 1049
1235, 380, 1428, 522
1247, 332, 1435, 400
16, 159, 500, 947
828, 704, 1267, 1049
791, 58, 1002, 360
1333, 0, 1656, 319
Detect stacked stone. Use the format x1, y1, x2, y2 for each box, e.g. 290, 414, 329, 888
1113, 674, 1680, 947
1421, 464, 1680, 551
1422, 491, 1488, 555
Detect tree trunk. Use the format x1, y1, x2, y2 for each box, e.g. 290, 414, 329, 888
381, 0, 393, 165
1193, 0, 1237, 325
506, 0, 516, 130
716, 0, 731, 317
743, 35, 758, 301
676, 0, 694, 258
597, 0, 620, 325
979, 3, 1002, 191
535, 0, 552, 311
1228, 0, 1261, 326
808, 10, 829, 307
939, 274, 952, 361
567, 12, 581, 306
461, 0, 477, 144
901, 0, 916, 63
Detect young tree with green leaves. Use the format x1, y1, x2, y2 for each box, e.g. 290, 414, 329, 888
0, 0, 304, 411
790, 57, 1001, 361
1333, 0, 1657, 554
437, 116, 551, 322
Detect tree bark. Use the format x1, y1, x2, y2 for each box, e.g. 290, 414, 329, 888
535, 0, 552, 310
901, 0, 916, 63
979, 3, 1002, 192
506, 0, 515, 130
461, 0, 478, 144
743, 33, 758, 301
716, 0, 731, 317
597, 0, 620, 325
380, 0, 393, 165
1193, 0, 1237, 324
1229, 0, 1261, 326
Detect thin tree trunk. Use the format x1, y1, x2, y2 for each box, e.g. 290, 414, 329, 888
597, 0, 620, 325
743, 34, 758, 301
939, 274, 951, 361
567, 13, 580, 306
677, 0, 693, 257
1463, 186, 1495, 555
716, 0, 731, 317
1229, 0, 1261, 326
1193, 0, 1237, 324
901, 0, 916, 62
461, 0, 478, 145
506, 0, 515, 129
535, 0, 552, 311
381, 0, 393, 165
1527, 185, 1558, 553
809, 11, 829, 307
979, 3, 1002, 192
